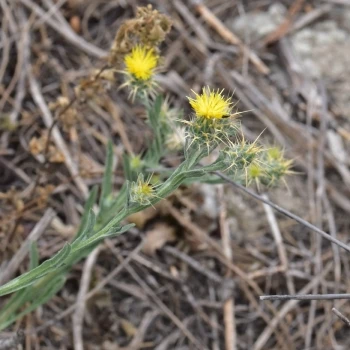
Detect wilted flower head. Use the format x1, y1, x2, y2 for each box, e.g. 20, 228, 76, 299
166, 126, 187, 151
124, 45, 158, 81
109, 5, 172, 65
188, 87, 233, 119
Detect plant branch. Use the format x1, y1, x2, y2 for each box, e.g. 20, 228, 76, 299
332, 308, 350, 327
214, 171, 350, 254
260, 294, 350, 301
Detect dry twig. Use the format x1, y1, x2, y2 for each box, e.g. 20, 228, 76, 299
72, 247, 101, 350
218, 186, 237, 350
332, 308, 350, 327
0, 208, 55, 285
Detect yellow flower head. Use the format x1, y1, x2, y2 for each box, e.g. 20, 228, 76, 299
124, 45, 158, 81
188, 87, 233, 119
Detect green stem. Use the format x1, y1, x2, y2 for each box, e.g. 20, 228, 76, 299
0, 142, 217, 330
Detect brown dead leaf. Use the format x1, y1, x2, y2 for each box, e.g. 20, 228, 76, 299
102, 341, 119, 350
70, 15, 81, 33
128, 206, 158, 229
142, 222, 177, 255
120, 319, 137, 337
29, 134, 65, 163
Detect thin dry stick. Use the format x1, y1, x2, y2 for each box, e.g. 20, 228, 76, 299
107, 241, 207, 350
239, 280, 292, 350
128, 310, 160, 348
72, 247, 101, 350
28, 72, 89, 199
305, 83, 328, 349
218, 186, 237, 350
164, 246, 223, 283
0, 208, 55, 285
0, 3, 10, 85
163, 198, 292, 344
260, 294, 350, 301
208, 286, 220, 350
262, 0, 305, 46
104, 97, 134, 155
214, 172, 350, 254
304, 84, 319, 349
29, 63, 109, 200
20, 0, 107, 58
262, 193, 295, 294
192, 0, 270, 75
323, 195, 341, 291
9, 7, 30, 124
253, 263, 333, 350
291, 4, 332, 33
166, 202, 293, 347
332, 308, 350, 327
0, 2, 23, 112
154, 317, 193, 350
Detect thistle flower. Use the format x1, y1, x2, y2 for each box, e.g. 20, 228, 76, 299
124, 45, 158, 81
188, 87, 233, 119
184, 87, 240, 153
121, 45, 159, 99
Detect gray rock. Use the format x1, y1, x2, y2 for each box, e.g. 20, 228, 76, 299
230, 3, 286, 42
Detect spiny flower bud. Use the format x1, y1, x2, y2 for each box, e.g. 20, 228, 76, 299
130, 174, 157, 206
222, 139, 261, 173
246, 147, 292, 187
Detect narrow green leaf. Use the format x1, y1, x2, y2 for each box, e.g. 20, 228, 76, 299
75, 186, 98, 240
109, 223, 135, 236
74, 223, 134, 253
144, 95, 164, 166
0, 276, 66, 331
96, 184, 128, 226
99, 140, 114, 208
154, 95, 162, 115
0, 289, 28, 324
148, 95, 162, 129
29, 241, 39, 270
123, 153, 133, 181
0, 243, 71, 297
71, 210, 96, 247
